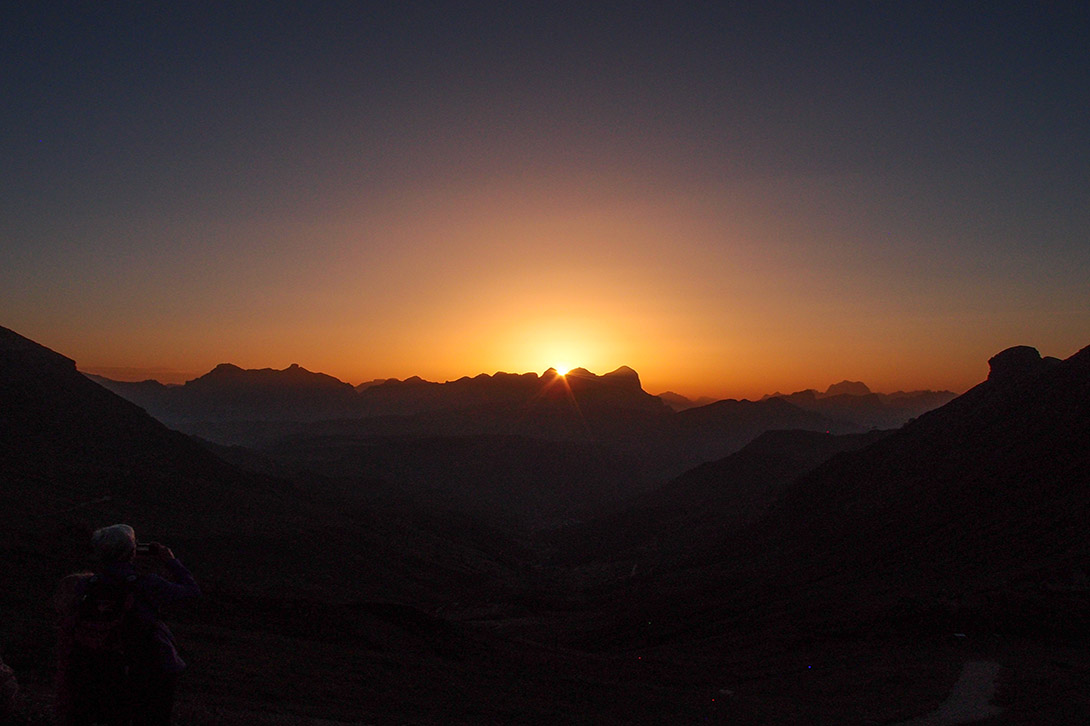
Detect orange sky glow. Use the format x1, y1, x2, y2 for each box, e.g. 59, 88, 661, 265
61, 173, 1087, 399
3, 5, 1087, 401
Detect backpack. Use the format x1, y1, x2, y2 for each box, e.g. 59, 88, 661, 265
72, 573, 148, 656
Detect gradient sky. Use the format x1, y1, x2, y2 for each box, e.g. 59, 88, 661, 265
3, 2, 1088, 399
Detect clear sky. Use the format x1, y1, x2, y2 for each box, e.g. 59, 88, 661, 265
3, 2, 1088, 399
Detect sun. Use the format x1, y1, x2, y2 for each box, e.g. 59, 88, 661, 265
553, 363, 573, 376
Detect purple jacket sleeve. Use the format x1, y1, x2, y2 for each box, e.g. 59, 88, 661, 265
140, 558, 201, 608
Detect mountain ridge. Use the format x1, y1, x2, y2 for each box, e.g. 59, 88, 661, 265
85, 356, 959, 483
615, 343, 1090, 648
88, 361, 954, 435
87, 362, 669, 425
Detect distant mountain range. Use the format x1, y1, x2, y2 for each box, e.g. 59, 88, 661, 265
87, 364, 954, 431
87, 363, 666, 425
87, 360, 954, 481
761, 380, 957, 429
655, 390, 719, 411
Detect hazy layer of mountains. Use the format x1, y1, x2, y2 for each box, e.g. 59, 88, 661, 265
5, 323, 1089, 724
88, 363, 954, 434
87, 363, 664, 425
760, 380, 958, 430
87, 360, 955, 495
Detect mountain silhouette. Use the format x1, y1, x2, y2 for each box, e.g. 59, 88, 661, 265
2, 322, 775, 726
763, 383, 957, 431
655, 390, 718, 411
88, 362, 362, 423
824, 379, 871, 397
657, 395, 858, 471
1, 328, 248, 512
0, 325, 528, 604
89, 358, 953, 493
986, 344, 1062, 383
768, 344, 1090, 608
90, 363, 668, 431
547, 428, 891, 569
598, 343, 1090, 653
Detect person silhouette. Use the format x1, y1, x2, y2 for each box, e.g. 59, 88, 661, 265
56, 524, 200, 726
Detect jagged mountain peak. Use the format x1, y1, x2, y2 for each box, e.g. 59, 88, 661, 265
823, 380, 871, 397
604, 365, 639, 380
189, 362, 353, 390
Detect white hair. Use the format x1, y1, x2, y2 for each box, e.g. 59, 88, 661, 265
91, 524, 136, 562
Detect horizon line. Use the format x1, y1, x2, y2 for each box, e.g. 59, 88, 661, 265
77, 361, 964, 402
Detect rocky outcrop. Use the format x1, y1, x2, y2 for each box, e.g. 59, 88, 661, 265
987, 346, 1061, 384
825, 380, 871, 397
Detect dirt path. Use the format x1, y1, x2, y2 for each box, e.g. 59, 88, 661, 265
897, 660, 1002, 726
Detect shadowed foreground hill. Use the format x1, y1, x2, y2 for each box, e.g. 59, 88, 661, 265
763, 344, 1090, 625
0, 328, 519, 717
604, 344, 1090, 652
0, 326, 530, 606
546, 429, 891, 569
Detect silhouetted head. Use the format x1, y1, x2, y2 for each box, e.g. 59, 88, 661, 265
91, 523, 136, 563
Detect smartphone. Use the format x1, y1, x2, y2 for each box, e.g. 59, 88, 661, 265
135, 542, 151, 554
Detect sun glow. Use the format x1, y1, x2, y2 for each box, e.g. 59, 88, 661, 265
492, 315, 629, 382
